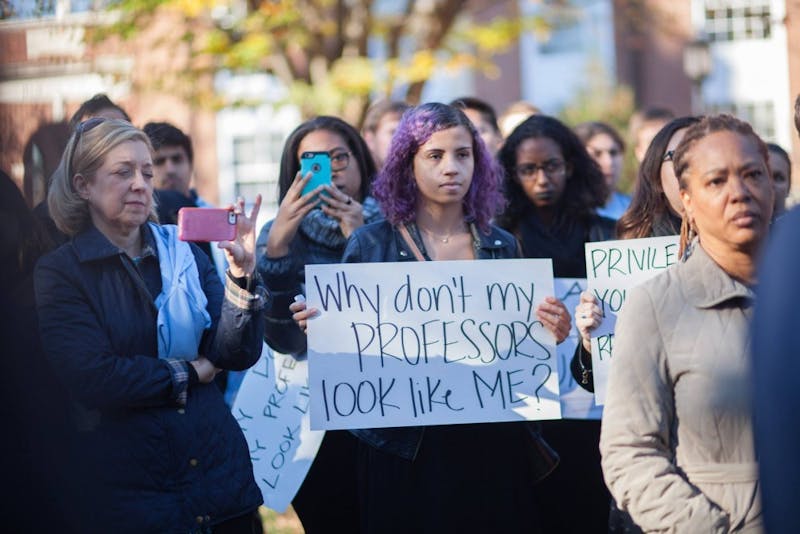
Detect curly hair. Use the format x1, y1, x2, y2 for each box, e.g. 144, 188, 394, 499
277, 116, 376, 203
371, 102, 505, 233
616, 116, 700, 239
496, 114, 608, 230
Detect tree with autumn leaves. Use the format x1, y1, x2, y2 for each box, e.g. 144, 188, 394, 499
90, 0, 567, 125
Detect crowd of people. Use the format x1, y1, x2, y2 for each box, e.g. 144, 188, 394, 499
2, 87, 799, 534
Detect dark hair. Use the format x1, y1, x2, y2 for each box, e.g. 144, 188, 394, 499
450, 97, 500, 134
616, 116, 701, 239
496, 114, 608, 229
68, 94, 130, 132
278, 116, 376, 203
143, 122, 194, 164
574, 121, 626, 153
371, 102, 505, 233
794, 94, 800, 136
362, 100, 411, 133
767, 143, 791, 171
673, 114, 769, 189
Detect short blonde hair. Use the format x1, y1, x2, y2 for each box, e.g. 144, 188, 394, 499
49, 119, 158, 237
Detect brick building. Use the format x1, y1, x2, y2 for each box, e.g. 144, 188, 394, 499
2, 0, 799, 208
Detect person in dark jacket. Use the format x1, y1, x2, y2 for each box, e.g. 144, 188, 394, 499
34, 118, 267, 534
497, 114, 616, 277
496, 114, 614, 532
743, 94, 800, 534
293, 103, 571, 533
256, 116, 380, 532
0, 170, 76, 532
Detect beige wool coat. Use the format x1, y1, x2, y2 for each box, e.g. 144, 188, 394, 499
600, 243, 762, 533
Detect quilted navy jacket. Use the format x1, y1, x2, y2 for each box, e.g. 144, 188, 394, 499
34, 224, 267, 533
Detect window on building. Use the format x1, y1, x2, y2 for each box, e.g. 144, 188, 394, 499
231, 132, 284, 207
704, 0, 771, 42
709, 100, 776, 141
2, 0, 110, 19
538, 1, 586, 54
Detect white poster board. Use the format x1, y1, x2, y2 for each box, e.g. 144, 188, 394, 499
232, 343, 325, 513
554, 278, 602, 420
585, 236, 680, 404
305, 259, 561, 430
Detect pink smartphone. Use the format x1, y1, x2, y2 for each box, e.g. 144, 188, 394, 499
177, 208, 237, 242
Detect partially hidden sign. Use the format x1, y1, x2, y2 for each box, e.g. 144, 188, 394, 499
585, 236, 680, 405
554, 278, 602, 420
305, 259, 562, 430
232, 344, 325, 513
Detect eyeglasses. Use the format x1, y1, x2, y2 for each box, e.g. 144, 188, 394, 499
515, 159, 566, 180
330, 151, 351, 172
69, 117, 106, 175
662, 150, 675, 162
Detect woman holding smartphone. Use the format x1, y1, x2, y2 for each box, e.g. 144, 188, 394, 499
294, 103, 571, 532
256, 116, 380, 532
35, 118, 266, 533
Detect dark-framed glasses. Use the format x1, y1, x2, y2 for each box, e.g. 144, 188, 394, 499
515, 159, 566, 180
69, 117, 107, 175
330, 151, 352, 172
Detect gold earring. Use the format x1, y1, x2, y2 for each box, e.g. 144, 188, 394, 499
679, 216, 696, 258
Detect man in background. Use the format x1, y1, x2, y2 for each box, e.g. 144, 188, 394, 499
628, 106, 675, 163
361, 100, 409, 169
451, 96, 503, 155
143, 121, 217, 264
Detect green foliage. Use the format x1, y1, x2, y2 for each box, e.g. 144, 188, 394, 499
559, 60, 638, 192
89, 0, 561, 123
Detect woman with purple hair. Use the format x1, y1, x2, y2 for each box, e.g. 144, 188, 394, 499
294, 102, 571, 531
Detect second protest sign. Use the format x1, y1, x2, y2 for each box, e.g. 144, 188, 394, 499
305, 258, 561, 430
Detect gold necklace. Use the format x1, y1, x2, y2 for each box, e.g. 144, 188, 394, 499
418, 224, 467, 244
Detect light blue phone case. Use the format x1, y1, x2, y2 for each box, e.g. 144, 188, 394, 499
300, 152, 332, 198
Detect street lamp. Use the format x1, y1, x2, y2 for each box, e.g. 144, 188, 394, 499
683, 34, 712, 114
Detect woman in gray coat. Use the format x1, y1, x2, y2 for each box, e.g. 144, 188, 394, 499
599, 114, 773, 533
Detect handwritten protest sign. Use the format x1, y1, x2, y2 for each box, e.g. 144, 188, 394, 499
232, 343, 325, 513
585, 236, 680, 404
554, 278, 602, 420
305, 259, 561, 430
